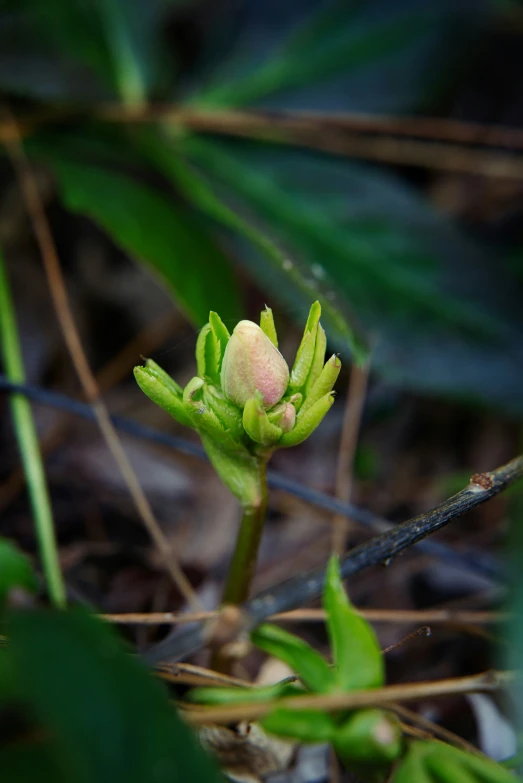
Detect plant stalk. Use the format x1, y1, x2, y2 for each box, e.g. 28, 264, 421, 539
221, 465, 269, 607
0, 251, 66, 607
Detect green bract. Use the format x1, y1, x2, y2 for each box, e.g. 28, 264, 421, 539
134, 303, 340, 506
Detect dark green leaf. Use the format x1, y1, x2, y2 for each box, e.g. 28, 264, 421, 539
7, 0, 167, 100
7, 608, 221, 783
0, 537, 37, 603
262, 708, 337, 743
0, 736, 72, 783
252, 623, 334, 693
324, 556, 383, 691
192, 5, 442, 108
31, 137, 242, 326
136, 128, 367, 363
176, 138, 523, 414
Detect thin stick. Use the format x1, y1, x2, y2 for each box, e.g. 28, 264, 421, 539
101, 608, 505, 626
0, 252, 66, 607
332, 360, 370, 555
184, 670, 515, 726
2, 107, 201, 611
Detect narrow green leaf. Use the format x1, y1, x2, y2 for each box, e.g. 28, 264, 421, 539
260, 306, 279, 348
252, 623, 334, 693
188, 681, 301, 706
209, 311, 230, 372
279, 392, 335, 448
304, 324, 327, 397
438, 743, 522, 783
134, 365, 194, 428
0, 251, 65, 608
323, 555, 384, 691
191, 6, 440, 107
144, 359, 183, 397
300, 354, 341, 415
262, 708, 337, 743
7, 609, 222, 783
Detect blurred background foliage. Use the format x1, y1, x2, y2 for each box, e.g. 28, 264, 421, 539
1, 0, 523, 411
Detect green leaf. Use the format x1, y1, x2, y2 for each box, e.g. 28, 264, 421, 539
177, 138, 523, 414
134, 128, 367, 364
191, 4, 442, 108
0, 537, 37, 604
262, 708, 337, 743
324, 556, 384, 691
10, 0, 167, 100
333, 709, 402, 765
187, 681, 302, 706
6, 608, 221, 783
252, 623, 334, 693
30, 138, 242, 327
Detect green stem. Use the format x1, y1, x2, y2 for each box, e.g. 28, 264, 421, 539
221, 465, 269, 607
0, 252, 66, 607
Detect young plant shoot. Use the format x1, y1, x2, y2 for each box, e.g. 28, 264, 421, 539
134, 303, 340, 605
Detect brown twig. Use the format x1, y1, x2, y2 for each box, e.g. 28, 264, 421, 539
1, 106, 201, 611
184, 670, 515, 726
388, 703, 482, 756
332, 360, 370, 555
101, 607, 506, 626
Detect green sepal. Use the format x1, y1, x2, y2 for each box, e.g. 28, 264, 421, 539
203, 384, 244, 441
304, 323, 327, 397
324, 555, 384, 691
286, 392, 303, 412
262, 708, 337, 743
252, 623, 334, 693
187, 681, 302, 706
200, 433, 265, 508
209, 311, 230, 371
195, 323, 220, 383
260, 306, 279, 348
300, 354, 341, 415
243, 394, 283, 446
144, 359, 184, 396
279, 392, 335, 447
334, 710, 402, 766
183, 377, 237, 449
289, 301, 322, 391
134, 366, 194, 428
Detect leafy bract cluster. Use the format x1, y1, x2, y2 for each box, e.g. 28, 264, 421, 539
134, 302, 340, 506
189, 557, 520, 783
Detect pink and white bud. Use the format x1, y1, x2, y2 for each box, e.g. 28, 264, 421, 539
220, 320, 289, 409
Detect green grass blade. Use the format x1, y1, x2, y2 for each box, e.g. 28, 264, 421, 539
0, 251, 66, 608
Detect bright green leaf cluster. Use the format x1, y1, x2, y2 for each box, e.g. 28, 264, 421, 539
134, 302, 340, 506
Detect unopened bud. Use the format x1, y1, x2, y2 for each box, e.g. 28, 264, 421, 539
221, 320, 289, 409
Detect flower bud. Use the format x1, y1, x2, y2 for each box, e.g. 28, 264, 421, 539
220, 320, 289, 409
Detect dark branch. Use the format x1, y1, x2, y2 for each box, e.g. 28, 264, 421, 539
0, 376, 501, 582
143, 456, 523, 665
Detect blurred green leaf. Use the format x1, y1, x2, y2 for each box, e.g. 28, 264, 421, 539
5, 0, 167, 100
187, 681, 302, 706
31, 137, 242, 326
174, 137, 523, 414
0, 737, 72, 783
252, 623, 334, 693
0, 537, 37, 604
262, 707, 337, 743
136, 128, 368, 363
6, 609, 221, 783
191, 3, 442, 108
324, 556, 383, 691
